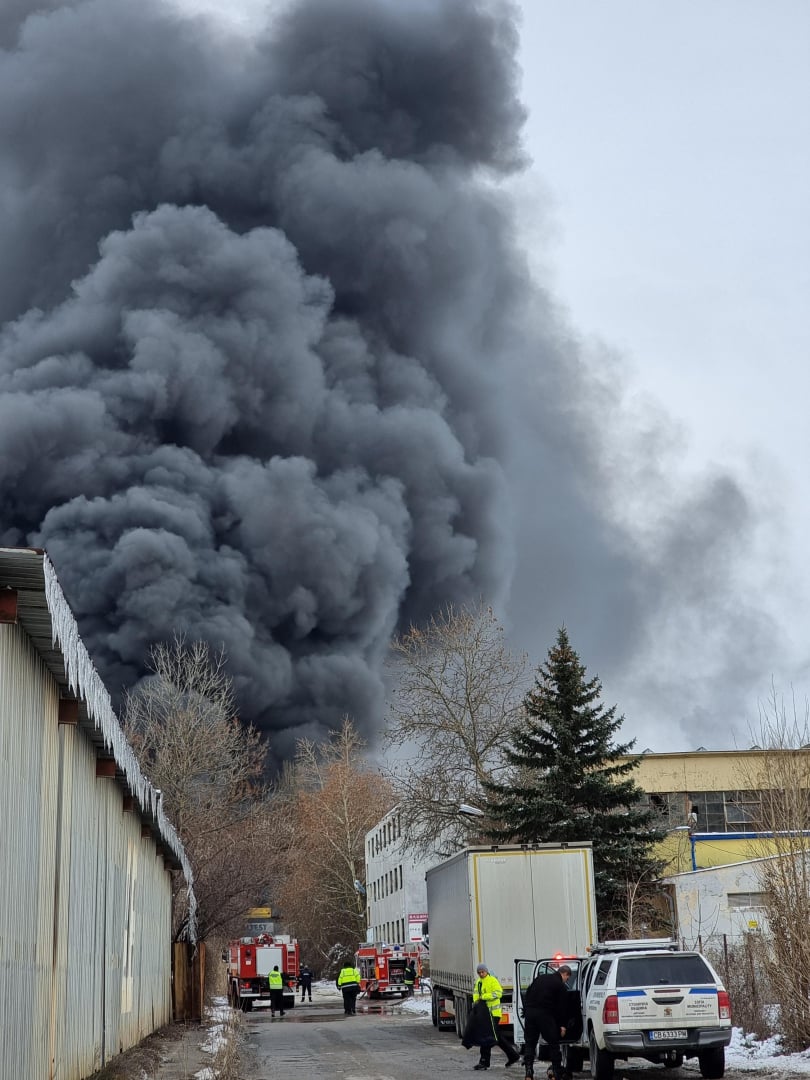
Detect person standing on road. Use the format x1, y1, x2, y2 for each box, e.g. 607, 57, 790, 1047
337, 958, 361, 1015
268, 965, 285, 1017
468, 962, 521, 1070
404, 960, 416, 997
299, 963, 313, 1002
522, 964, 572, 1080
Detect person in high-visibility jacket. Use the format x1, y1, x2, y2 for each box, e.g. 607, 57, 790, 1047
470, 963, 520, 1070
268, 965, 285, 1017
336, 959, 361, 1015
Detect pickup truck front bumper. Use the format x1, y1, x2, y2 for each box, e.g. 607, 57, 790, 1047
603, 1027, 732, 1053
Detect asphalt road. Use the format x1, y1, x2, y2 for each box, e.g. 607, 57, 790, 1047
239, 988, 781, 1080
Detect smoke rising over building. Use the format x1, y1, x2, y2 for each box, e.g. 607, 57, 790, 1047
0, 0, 779, 750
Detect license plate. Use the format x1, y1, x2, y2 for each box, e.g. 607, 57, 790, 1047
650, 1030, 687, 1040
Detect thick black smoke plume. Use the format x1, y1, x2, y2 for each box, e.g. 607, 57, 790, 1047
0, 0, 782, 750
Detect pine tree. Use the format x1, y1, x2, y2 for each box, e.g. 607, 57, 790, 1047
484, 627, 660, 922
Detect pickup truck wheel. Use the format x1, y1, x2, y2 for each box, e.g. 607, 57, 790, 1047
698, 1048, 725, 1079
588, 1030, 614, 1080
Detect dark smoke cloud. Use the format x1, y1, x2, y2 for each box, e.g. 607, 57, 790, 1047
0, 0, 783, 752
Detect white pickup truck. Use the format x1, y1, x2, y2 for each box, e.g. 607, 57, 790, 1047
514, 939, 732, 1080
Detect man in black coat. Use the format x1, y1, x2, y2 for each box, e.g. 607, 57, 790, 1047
522, 965, 572, 1080
299, 963, 313, 1002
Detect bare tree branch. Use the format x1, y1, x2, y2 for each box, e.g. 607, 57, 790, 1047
383, 602, 527, 856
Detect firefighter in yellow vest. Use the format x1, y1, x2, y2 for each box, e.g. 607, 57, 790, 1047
268, 965, 285, 1017
470, 962, 520, 1070
336, 958, 361, 1015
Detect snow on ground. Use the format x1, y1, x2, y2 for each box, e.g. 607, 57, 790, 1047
717, 1028, 810, 1075
395, 992, 810, 1074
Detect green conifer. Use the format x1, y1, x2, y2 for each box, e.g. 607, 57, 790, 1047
484, 628, 660, 918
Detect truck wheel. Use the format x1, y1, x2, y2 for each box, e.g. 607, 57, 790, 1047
698, 1048, 725, 1079
588, 1030, 614, 1080
431, 988, 439, 1027
239, 996, 253, 1012
454, 993, 468, 1040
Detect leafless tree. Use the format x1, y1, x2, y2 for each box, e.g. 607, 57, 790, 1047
277, 718, 394, 969
383, 603, 528, 857
123, 636, 274, 940
736, 686, 810, 1050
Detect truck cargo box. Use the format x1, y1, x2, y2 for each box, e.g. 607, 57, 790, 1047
426, 844, 597, 1035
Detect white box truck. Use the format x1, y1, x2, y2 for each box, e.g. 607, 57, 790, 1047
426, 844, 597, 1039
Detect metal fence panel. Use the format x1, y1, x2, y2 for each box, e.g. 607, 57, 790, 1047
1, 618, 175, 1080
0, 623, 59, 1080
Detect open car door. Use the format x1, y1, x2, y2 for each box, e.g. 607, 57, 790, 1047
513, 956, 586, 1075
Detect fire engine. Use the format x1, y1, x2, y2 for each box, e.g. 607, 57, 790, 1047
225, 933, 300, 1012
356, 942, 422, 998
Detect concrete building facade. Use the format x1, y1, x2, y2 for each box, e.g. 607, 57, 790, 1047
364, 806, 436, 946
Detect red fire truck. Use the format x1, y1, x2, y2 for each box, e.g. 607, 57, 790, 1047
225, 933, 300, 1011
356, 942, 422, 998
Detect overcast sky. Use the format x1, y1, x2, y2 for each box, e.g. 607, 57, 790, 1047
513, 1, 810, 747
157, 0, 810, 751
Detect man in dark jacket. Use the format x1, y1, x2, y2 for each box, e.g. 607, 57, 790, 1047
522, 965, 572, 1080
299, 963, 313, 1002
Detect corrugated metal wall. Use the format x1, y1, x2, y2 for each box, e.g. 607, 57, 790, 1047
0, 622, 174, 1080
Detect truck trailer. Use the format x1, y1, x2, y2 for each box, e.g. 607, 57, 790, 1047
426, 844, 597, 1040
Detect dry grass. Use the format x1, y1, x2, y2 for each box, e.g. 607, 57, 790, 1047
705, 936, 773, 1041
85, 1004, 244, 1080
208, 1008, 244, 1079
85, 1022, 197, 1079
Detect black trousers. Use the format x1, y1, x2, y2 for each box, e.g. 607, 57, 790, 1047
342, 986, 359, 1014
523, 1008, 562, 1077
300, 980, 312, 1000
269, 988, 285, 1015
479, 1014, 519, 1065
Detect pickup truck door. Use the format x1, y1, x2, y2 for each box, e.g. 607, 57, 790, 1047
513, 958, 584, 1047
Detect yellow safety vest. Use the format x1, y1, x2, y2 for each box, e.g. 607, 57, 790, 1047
268, 970, 283, 989
473, 973, 503, 1018
337, 966, 360, 987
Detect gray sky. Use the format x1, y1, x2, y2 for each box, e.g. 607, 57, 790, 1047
510, 1, 810, 747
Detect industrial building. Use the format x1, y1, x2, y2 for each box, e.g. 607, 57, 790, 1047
364, 805, 435, 946
0, 547, 196, 1079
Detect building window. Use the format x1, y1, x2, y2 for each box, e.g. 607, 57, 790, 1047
728, 892, 768, 908
647, 790, 765, 833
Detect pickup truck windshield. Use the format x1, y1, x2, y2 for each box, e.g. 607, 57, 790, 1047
616, 954, 713, 987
